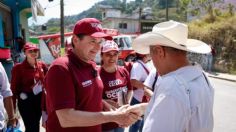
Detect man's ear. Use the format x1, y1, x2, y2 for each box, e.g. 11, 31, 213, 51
160, 46, 166, 58
72, 35, 79, 44
155, 46, 165, 58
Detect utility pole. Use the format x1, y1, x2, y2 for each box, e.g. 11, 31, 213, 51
60, 0, 65, 48
139, 7, 142, 33
166, 0, 169, 21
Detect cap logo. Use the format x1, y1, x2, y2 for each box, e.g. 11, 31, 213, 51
90, 23, 102, 29
102, 40, 119, 52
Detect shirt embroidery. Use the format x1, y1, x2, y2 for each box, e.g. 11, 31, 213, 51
108, 79, 122, 87
82, 80, 92, 87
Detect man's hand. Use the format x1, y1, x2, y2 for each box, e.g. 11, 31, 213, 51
113, 105, 141, 127
102, 100, 117, 111
126, 103, 148, 117
104, 99, 119, 108
116, 103, 148, 127
8, 117, 17, 128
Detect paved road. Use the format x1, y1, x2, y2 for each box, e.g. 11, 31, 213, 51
210, 78, 236, 132
19, 77, 235, 132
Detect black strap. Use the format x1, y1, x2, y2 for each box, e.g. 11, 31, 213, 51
137, 61, 150, 75
152, 72, 158, 91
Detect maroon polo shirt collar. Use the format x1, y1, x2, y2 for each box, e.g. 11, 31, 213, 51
22, 59, 35, 69
67, 50, 95, 68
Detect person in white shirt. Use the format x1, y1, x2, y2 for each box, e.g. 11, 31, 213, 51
0, 63, 16, 131
127, 20, 214, 132
143, 69, 160, 98
129, 53, 151, 132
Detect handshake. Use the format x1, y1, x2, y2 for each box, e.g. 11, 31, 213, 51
106, 103, 148, 128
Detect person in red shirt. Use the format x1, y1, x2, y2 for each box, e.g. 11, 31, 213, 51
99, 40, 133, 132
10, 42, 48, 132
45, 18, 139, 132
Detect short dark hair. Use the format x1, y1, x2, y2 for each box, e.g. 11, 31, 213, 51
76, 34, 86, 39
135, 53, 146, 61
164, 46, 186, 54
71, 34, 86, 48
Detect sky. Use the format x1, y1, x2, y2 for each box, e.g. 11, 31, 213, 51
29, 0, 134, 25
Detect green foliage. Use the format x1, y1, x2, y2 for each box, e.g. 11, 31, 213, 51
157, 0, 177, 9
47, 26, 60, 34
99, 0, 122, 8
44, 0, 189, 28
32, 0, 235, 73
227, 3, 235, 16
179, 0, 222, 22
188, 15, 236, 73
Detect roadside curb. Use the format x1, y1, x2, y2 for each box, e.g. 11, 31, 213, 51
208, 75, 236, 82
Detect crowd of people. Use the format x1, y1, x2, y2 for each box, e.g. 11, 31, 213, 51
0, 18, 214, 132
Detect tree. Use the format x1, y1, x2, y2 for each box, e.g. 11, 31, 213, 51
178, 0, 191, 21
179, 0, 220, 22
227, 3, 235, 16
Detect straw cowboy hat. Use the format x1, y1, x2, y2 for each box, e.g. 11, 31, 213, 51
132, 20, 211, 54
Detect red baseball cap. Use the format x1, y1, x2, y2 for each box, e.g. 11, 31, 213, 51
73, 18, 112, 40
102, 40, 119, 53
23, 42, 39, 51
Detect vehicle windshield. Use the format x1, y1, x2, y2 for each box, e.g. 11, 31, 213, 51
123, 37, 132, 48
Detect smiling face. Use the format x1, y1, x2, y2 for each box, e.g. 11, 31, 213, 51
101, 50, 119, 68
25, 49, 39, 60
72, 35, 105, 62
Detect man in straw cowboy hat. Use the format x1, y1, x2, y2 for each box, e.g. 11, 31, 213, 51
126, 20, 214, 132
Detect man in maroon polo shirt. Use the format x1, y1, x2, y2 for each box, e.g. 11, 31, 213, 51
45, 18, 139, 132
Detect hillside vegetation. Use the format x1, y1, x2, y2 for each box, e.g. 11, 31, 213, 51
188, 14, 236, 74
31, 0, 180, 34
31, 0, 235, 73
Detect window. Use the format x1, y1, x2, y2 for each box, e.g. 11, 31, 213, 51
103, 12, 106, 18
119, 23, 127, 29
113, 38, 118, 44
119, 38, 124, 48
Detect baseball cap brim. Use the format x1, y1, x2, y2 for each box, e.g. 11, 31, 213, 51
90, 32, 112, 40
102, 49, 119, 53
25, 47, 39, 51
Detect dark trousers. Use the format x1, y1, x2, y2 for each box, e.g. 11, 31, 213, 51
129, 97, 144, 132
18, 92, 42, 132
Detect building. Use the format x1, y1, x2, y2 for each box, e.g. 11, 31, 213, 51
99, 5, 140, 34
99, 5, 159, 34
0, 0, 44, 80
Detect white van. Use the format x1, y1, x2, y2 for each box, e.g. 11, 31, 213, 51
113, 35, 133, 50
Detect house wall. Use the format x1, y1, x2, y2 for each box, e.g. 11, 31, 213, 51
103, 18, 139, 34
101, 7, 141, 34
105, 9, 121, 18
0, 2, 13, 48
20, 10, 30, 41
